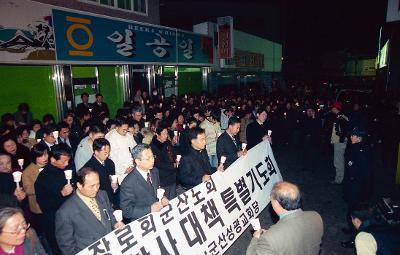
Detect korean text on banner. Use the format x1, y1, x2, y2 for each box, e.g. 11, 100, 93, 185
77, 140, 282, 255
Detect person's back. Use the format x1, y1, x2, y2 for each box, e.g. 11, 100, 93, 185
260, 210, 323, 255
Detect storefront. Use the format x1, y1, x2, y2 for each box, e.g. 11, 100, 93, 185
0, 0, 213, 120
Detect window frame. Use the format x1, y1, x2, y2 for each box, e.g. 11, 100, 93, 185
79, 0, 148, 16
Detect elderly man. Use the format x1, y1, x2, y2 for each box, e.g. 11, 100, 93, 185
56, 167, 124, 255
246, 181, 323, 255
119, 144, 169, 221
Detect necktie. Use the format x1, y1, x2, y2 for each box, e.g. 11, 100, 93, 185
231, 136, 238, 147
146, 172, 152, 185
89, 198, 101, 221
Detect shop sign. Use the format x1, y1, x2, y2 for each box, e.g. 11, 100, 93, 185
235, 50, 264, 69
217, 16, 234, 59
53, 9, 213, 65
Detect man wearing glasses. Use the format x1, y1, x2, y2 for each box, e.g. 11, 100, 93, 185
119, 144, 169, 221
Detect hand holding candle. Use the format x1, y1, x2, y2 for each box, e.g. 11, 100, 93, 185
53, 131, 59, 144
17, 159, 24, 170
110, 175, 118, 192
268, 130, 272, 136
242, 143, 247, 151
12, 171, 22, 188
176, 154, 182, 166
113, 209, 123, 222
220, 156, 226, 165
250, 218, 261, 231
64, 170, 72, 184
157, 188, 165, 202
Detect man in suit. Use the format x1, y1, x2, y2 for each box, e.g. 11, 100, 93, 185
75, 92, 92, 119
178, 127, 224, 190
91, 93, 110, 121
35, 144, 75, 255
58, 121, 78, 153
246, 181, 323, 255
217, 117, 247, 168
38, 124, 58, 150
119, 143, 169, 221
55, 167, 124, 255
84, 138, 118, 206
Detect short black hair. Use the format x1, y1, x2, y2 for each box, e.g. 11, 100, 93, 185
89, 124, 106, 135
155, 122, 168, 135
228, 116, 241, 127
81, 92, 89, 98
93, 138, 110, 152
42, 114, 55, 124
58, 121, 69, 130
31, 143, 49, 163
42, 124, 58, 135
350, 203, 373, 222
95, 93, 103, 98
15, 125, 29, 137
115, 118, 129, 127
49, 143, 72, 160
189, 127, 205, 142
77, 167, 99, 186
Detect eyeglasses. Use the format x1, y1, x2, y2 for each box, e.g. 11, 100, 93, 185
2, 223, 30, 235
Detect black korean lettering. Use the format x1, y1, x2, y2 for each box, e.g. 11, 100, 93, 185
246, 206, 254, 219
217, 233, 228, 250
234, 177, 251, 205
252, 201, 260, 214
155, 229, 179, 255
200, 199, 225, 228
160, 204, 174, 225
138, 214, 156, 237
180, 211, 207, 247
265, 156, 277, 176
205, 177, 217, 193
239, 212, 249, 226
136, 247, 150, 255
220, 187, 241, 213
115, 225, 138, 253
233, 219, 242, 233
88, 237, 111, 255
191, 188, 206, 206
177, 192, 190, 214
205, 241, 219, 255
246, 169, 262, 192
225, 225, 235, 241
255, 162, 270, 186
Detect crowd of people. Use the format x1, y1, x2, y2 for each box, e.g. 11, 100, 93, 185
0, 85, 399, 255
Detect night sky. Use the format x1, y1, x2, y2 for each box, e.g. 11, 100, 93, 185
160, 0, 388, 76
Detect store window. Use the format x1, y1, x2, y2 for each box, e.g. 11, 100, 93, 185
80, 0, 148, 15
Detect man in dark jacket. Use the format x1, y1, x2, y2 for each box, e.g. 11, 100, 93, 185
246, 109, 271, 150
35, 144, 76, 255
91, 93, 110, 121
301, 107, 322, 171
84, 138, 118, 206
178, 127, 223, 190
216, 117, 246, 169
150, 123, 177, 199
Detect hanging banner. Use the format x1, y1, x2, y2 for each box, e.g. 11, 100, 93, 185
217, 16, 234, 59
0, 0, 55, 63
77, 140, 282, 255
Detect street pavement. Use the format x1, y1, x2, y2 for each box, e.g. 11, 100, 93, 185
225, 143, 399, 255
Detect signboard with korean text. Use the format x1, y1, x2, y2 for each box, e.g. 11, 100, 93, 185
77, 140, 282, 255
52, 9, 213, 65
235, 49, 264, 69
0, 0, 55, 63
217, 16, 234, 59
0, 0, 213, 65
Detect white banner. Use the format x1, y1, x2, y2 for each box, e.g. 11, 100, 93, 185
387, 0, 400, 23
77, 141, 282, 255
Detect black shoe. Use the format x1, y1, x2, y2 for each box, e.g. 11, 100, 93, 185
341, 240, 355, 249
